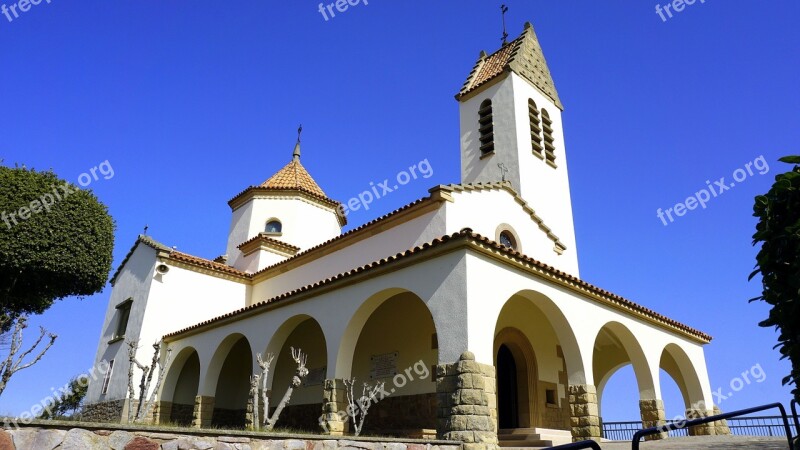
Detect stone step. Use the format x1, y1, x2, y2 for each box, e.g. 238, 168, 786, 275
499, 428, 540, 436
498, 428, 572, 447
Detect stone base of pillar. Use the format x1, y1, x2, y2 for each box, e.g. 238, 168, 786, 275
321, 379, 348, 435
568, 385, 601, 442
193, 396, 215, 429
153, 401, 172, 425
686, 407, 716, 436
436, 351, 498, 450
711, 406, 730, 435
639, 399, 667, 441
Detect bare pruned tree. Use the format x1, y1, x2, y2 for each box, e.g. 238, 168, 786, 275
126, 339, 172, 423
251, 352, 274, 430
343, 378, 384, 437
264, 347, 308, 431
0, 316, 57, 398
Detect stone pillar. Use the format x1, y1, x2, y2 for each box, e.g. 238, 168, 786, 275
712, 406, 730, 435
152, 401, 172, 425
320, 379, 348, 435
246, 394, 255, 429
193, 395, 215, 428
639, 399, 667, 441
568, 385, 601, 442
436, 351, 498, 450
685, 406, 716, 436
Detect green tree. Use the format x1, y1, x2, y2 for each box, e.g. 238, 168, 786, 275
0, 165, 115, 331
750, 155, 800, 401
38, 375, 89, 420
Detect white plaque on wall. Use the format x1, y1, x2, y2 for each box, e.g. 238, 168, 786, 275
369, 351, 398, 379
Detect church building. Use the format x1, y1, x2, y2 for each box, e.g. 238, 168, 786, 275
84, 22, 722, 447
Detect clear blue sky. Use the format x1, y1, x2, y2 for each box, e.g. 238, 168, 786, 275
1, 1, 798, 422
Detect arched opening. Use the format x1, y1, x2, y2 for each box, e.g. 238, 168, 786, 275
265, 220, 282, 234
497, 344, 520, 429
266, 317, 327, 431
346, 290, 438, 436
212, 336, 252, 429
659, 344, 706, 417
159, 347, 200, 426
494, 292, 578, 432
593, 322, 657, 434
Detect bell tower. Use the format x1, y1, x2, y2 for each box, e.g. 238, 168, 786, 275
456, 21, 578, 260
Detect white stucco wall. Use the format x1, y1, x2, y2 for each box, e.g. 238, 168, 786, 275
162, 250, 469, 402
463, 251, 714, 409
86, 244, 158, 405
458, 73, 579, 276
442, 188, 578, 275
249, 208, 446, 303
88, 243, 250, 405
509, 74, 578, 271
162, 244, 713, 418
460, 76, 520, 191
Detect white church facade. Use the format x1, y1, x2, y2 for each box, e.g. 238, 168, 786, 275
84, 23, 722, 446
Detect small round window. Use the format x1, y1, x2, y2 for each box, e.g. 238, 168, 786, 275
265, 220, 282, 234
499, 231, 517, 250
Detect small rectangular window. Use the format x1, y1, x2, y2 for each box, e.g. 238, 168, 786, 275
114, 299, 133, 339
101, 359, 114, 395
546, 389, 557, 406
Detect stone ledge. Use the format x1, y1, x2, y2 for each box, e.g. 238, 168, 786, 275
0, 420, 460, 446
0, 424, 463, 450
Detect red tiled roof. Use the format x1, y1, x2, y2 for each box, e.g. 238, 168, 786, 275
458, 22, 563, 109
238, 233, 300, 255
168, 250, 250, 279
262, 159, 327, 198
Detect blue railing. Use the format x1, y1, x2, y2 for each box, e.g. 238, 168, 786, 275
631, 402, 794, 450
604, 415, 798, 440
548, 401, 797, 449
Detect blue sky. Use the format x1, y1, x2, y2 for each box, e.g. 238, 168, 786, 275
1, 0, 798, 423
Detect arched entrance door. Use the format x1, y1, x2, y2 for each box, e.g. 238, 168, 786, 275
497, 344, 519, 429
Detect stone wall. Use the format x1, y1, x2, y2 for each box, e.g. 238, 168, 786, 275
436, 352, 498, 450
639, 399, 667, 441
212, 408, 248, 429
363, 394, 437, 435
0, 422, 461, 450
81, 399, 126, 423
267, 403, 324, 432
169, 403, 194, 427
568, 385, 600, 442
321, 379, 348, 435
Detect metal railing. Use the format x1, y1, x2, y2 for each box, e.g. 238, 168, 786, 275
631, 402, 795, 450
793, 399, 799, 437
604, 415, 799, 440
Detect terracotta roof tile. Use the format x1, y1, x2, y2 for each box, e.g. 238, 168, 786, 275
262, 159, 327, 198
168, 251, 250, 279
458, 23, 563, 109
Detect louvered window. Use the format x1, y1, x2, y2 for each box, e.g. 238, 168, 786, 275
542, 109, 556, 165
478, 99, 495, 155
529, 99, 543, 156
